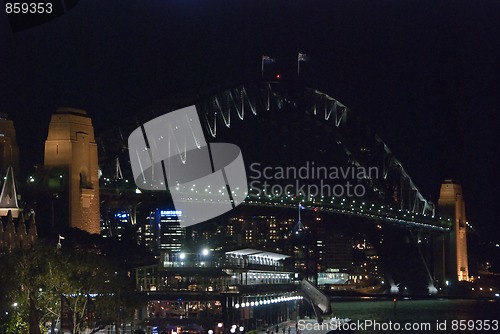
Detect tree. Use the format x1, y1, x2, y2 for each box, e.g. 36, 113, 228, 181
0, 244, 55, 334
0, 237, 140, 334
57, 250, 139, 334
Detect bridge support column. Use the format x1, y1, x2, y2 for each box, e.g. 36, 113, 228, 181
433, 234, 446, 288
438, 180, 469, 284
44, 108, 100, 234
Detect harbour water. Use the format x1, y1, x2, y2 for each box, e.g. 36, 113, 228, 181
300, 298, 500, 333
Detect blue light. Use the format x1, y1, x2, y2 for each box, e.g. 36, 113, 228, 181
160, 210, 182, 217
114, 212, 129, 219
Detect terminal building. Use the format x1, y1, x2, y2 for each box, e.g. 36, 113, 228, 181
134, 248, 301, 333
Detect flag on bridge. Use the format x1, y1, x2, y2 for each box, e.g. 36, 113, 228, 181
299, 203, 306, 209
262, 55, 276, 64
298, 53, 310, 62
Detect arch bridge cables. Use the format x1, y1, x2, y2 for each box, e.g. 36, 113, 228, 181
197, 82, 349, 138
375, 134, 435, 216
96, 81, 433, 217
195, 82, 433, 217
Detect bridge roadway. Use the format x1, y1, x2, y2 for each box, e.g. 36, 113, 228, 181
99, 180, 451, 232
244, 196, 450, 232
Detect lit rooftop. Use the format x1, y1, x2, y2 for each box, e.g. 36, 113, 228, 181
225, 248, 290, 260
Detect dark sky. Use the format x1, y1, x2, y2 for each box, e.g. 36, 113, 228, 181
0, 0, 499, 240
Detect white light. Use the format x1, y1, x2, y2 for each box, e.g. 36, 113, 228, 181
235, 304, 240, 308
230, 329, 236, 333
179, 253, 186, 260
239, 327, 244, 332
218, 323, 223, 328
208, 331, 214, 334
202, 248, 210, 256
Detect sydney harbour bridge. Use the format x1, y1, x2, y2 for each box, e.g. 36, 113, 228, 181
95, 81, 460, 293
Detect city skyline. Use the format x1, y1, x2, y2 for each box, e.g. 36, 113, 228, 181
0, 0, 498, 241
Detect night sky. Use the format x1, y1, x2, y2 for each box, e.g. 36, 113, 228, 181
0, 0, 499, 240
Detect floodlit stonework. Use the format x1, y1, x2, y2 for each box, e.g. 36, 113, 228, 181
438, 180, 469, 282
44, 108, 100, 234
0, 113, 20, 176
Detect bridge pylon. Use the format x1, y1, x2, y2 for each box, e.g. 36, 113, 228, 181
44, 108, 100, 234
435, 180, 469, 286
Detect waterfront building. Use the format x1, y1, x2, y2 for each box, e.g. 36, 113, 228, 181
134, 248, 301, 333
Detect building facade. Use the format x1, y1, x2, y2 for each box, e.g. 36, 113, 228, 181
0, 167, 37, 252
437, 180, 469, 282
134, 249, 301, 333
44, 108, 100, 234
0, 113, 20, 177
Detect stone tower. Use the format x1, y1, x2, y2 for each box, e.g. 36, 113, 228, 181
438, 180, 469, 282
44, 108, 100, 234
0, 113, 20, 176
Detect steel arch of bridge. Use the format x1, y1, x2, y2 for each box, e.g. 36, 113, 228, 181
97, 81, 440, 227
195, 82, 434, 217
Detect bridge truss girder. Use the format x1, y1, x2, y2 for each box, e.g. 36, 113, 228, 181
194, 82, 434, 217
96, 81, 435, 219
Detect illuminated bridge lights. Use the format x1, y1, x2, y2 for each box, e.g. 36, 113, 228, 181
242, 194, 448, 231
234, 295, 303, 309
101, 177, 446, 229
